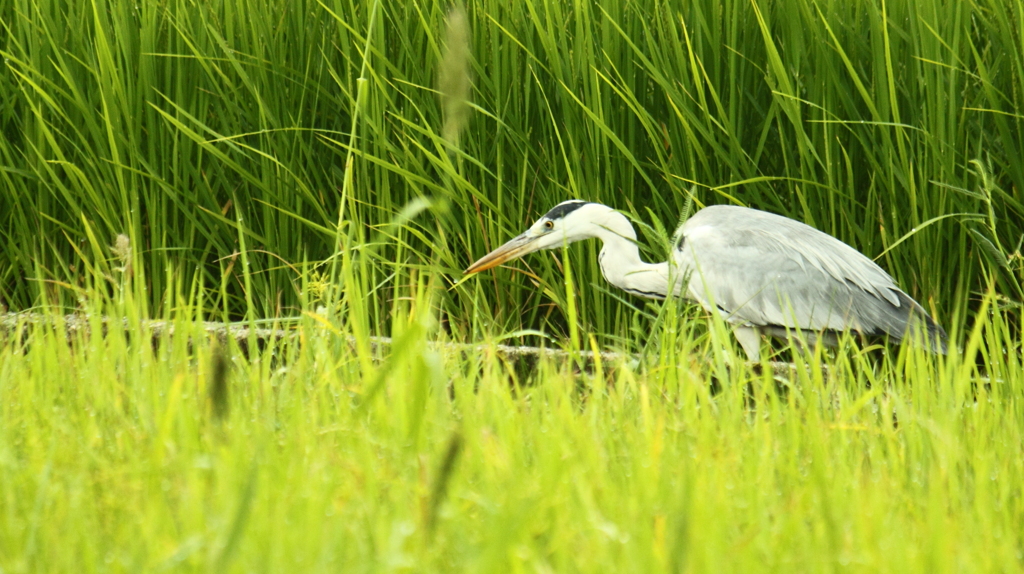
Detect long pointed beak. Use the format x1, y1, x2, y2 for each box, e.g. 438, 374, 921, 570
464, 232, 542, 275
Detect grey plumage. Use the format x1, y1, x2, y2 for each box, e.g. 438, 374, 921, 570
674, 205, 947, 359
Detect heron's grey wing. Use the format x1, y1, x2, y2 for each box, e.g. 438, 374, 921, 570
674, 206, 938, 344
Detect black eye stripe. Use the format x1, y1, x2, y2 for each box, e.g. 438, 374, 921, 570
541, 200, 590, 221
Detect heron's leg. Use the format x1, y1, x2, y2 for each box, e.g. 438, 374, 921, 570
732, 325, 762, 362
790, 332, 813, 355
789, 330, 838, 357
803, 331, 838, 352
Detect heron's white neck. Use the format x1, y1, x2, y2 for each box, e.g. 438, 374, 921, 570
587, 211, 679, 300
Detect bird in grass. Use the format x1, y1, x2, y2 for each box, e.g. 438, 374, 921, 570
463, 200, 947, 361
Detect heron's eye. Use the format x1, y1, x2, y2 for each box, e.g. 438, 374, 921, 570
543, 221, 554, 230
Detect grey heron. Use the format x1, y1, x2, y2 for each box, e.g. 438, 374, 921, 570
464, 200, 947, 361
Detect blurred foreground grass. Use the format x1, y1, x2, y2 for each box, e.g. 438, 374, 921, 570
0, 290, 1021, 572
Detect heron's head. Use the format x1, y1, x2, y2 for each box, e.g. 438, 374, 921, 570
464, 201, 627, 274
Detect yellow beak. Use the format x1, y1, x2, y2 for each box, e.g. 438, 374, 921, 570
464, 233, 542, 274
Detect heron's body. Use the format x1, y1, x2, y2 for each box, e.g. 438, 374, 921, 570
465, 200, 947, 361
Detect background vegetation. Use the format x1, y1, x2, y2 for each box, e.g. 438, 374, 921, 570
1, 0, 1022, 340
1, 0, 1023, 571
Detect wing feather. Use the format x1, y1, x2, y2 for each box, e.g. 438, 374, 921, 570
674, 205, 937, 344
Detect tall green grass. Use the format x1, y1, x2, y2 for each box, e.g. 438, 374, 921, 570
0, 282, 1021, 571
1, 0, 1022, 344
